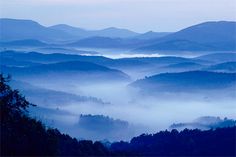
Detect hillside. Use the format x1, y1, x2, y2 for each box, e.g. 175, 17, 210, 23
67, 36, 144, 48
0, 18, 75, 42
111, 127, 236, 156
0, 75, 110, 156
136, 21, 236, 51
1, 75, 236, 156
1, 61, 130, 82
196, 53, 236, 63
0, 39, 48, 47
204, 62, 236, 73
50, 25, 139, 38
131, 71, 236, 92
134, 31, 171, 40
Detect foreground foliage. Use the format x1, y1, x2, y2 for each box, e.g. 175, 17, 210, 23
0, 74, 109, 156
111, 127, 236, 156
1, 74, 235, 156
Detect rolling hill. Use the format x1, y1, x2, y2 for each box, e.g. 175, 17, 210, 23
50, 24, 140, 38
134, 31, 171, 40
131, 71, 236, 92
1, 61, 131, 82
0, 18, 76, 43
0, 18, 140, 44
136, 21, 236, 52
204, 62, 236, 73
195, 53, 236, 63
9, 80, 107, 106
67, 36, 144, 48
0, 39, 48, 47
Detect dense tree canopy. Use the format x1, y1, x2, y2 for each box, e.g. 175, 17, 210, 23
0, 74, 109, 156
111, 127, 236, 156
1, 74, 235, 156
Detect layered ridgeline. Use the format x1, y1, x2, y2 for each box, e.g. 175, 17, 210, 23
49, 25, 139, 38
170, 116, 236, 130
1, 51, 131, 83
1, 75, 235, 156
9, 80, 107, 107
0, 18, 140, 44
135, 21, 236, 52
0, 19, 75, 43
131, 71, 236, 92
1, 50, 236, 80
2, 18, 235, 51
1, 61, 130, 81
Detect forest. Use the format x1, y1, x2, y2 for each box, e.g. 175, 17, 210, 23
1, 74, 235, 156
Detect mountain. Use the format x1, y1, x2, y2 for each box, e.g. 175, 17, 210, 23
1, 61, 131, 82
34, 47, 99, 55
163, 62, 204, 69
118, 56, 207, 66
160, 62, 206, 72
0, 39, 48, 47
196, 53, 236, 63
136, 21, 236, 52
2, 75, 235, 156
134, 31, 172, 40
0, 18, 140, 43
204, 62, 236, 73
92, 27, 139, 38
131, 71, 236, 92
0, 57, 42, 67
0, 50, 112, 64
50, 25, 140, 38
9, 80, 107, 107
0, 18, 75, 43
68, 37, 124, 48
67, 36, 144, 48
170, 116, 236, 130
49, 24, 89, 38
0, 50, 149, 71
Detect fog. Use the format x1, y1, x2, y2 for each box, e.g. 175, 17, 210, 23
20, 74, 236, 141
4, 48, 236, 142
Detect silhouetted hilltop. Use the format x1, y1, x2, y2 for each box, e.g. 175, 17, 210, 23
111, 126, 236, 156
0, 74, 110, 156
131, 71, 236, 92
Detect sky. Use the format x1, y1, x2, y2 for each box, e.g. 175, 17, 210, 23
1, 0, 236, 32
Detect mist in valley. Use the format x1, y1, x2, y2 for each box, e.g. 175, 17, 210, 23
3, 48, 235, 142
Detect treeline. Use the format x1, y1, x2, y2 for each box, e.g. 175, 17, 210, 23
0, 74, 109, 156
111, 127, 236, 156
1, 74, 235, 156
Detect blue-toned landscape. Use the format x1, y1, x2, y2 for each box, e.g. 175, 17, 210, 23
1, 0, 236, 156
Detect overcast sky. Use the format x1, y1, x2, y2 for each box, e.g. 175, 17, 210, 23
1, 0, 236, 32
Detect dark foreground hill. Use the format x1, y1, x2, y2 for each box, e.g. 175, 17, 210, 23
0, 75, 109, 156
111, 127, 236, 156
1, 74, 236, 156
